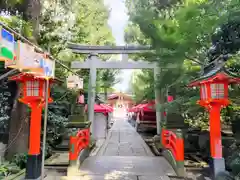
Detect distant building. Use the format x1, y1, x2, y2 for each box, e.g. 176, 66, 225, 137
107, 92, 135, 116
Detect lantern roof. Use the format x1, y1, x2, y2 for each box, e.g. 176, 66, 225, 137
9, 72, 59, 83
189, 65, 240, 87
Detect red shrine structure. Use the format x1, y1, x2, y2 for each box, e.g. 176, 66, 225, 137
189, 63, 240, 178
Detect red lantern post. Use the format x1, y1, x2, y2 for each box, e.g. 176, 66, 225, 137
189, 66, 240, 178
10, 72, 54, 179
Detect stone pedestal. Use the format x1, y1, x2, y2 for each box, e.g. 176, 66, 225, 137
25, 154, 42, 180
55, 104, 90, 151
210, 158, 226, 179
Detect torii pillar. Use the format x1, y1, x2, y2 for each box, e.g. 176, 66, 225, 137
87, 54, 97, 138
69, 45, 174, 136
72, 55, 162, 135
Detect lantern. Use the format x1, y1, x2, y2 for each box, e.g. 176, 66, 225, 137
10, 72, 53, 106
189, 65, 240, 178
190, 69, 239, 108
9, 72, 55, 180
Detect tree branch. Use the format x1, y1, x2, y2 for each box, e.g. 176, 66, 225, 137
185, 53, 204, 65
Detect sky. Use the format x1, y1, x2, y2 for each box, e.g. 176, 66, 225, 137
104, 0, 133, 92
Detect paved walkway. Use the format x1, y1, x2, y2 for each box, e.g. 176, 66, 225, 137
76, 118, 176, 180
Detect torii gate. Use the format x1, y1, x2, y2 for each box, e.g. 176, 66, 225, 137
69, 44, 162, 136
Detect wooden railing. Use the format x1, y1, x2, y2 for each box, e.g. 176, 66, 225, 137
69, 128, 90, 161
161, 128, 184, 161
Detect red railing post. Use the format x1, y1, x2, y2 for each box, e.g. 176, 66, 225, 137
161, 128, 185, 177
69, 136, 78, 161
175, 133, 184, 161
161, 128, 166, 147
69, 128, 91, 164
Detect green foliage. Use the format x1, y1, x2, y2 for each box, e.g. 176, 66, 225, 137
0, 86, 11, 133
45, 111, 69, 146
0, 161, 22, 178
185, 112, 209, 130
126, 0, 240, 129
125, 23, 150, 46
97, 69, 120, 96
38, 0, 117, 94
126, 3, 240, 177
0, 0, 117, 166
0, 162, 11, 177
11, 153, 27, 169
130, 69, 154, 102
0, 15, 33, 38
37, 0, 116, 154
226, 143, 240, 177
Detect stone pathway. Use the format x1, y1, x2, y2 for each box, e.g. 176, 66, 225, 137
97, 117, 153, 156
74, 118, 176, 180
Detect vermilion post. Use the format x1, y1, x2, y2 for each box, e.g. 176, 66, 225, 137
29, 103, 42, 155
176, 137, 184, 161
209, 105, 222, 158
26, 102, 43, 179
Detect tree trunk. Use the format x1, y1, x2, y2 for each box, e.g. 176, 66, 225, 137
5, 0, 42, 160
6, 83, 29, 160
22, 0, 42, 42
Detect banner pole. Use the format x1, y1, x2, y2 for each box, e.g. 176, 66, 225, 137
41, 78, 49, 179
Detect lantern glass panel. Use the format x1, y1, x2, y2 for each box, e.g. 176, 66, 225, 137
26, 81, 39, 97
201, 85, 207, 100
210, 83, 224, 99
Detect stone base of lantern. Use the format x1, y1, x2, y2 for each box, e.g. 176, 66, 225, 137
25, 154, 42, 179
210, 157, 227, 178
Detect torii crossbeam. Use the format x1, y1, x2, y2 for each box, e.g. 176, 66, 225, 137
71, 58, 156, 69
68, 43, 153, 54
69, 44, 162, 135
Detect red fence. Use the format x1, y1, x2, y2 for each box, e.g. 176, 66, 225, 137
69, 128, 90, 161
161, 128, 184, 161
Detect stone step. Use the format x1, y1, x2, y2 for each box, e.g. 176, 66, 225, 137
54, 146, 69, 151
66, 121, 91, 128
54, 140, 69, 151
60, 175, 171, 180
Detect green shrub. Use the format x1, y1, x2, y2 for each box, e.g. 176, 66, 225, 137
11, 153, 27, 169
0, 162, 20, 178
0, 163, 11, 177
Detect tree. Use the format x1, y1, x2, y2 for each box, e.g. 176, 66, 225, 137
126, 0, 240, 86
0, 15, 36, 159
125, 0, 240, 123
98, 69, 121, 101
1, 0, 117, 162
126, 0, 240, 176
130, 69, 154, 103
